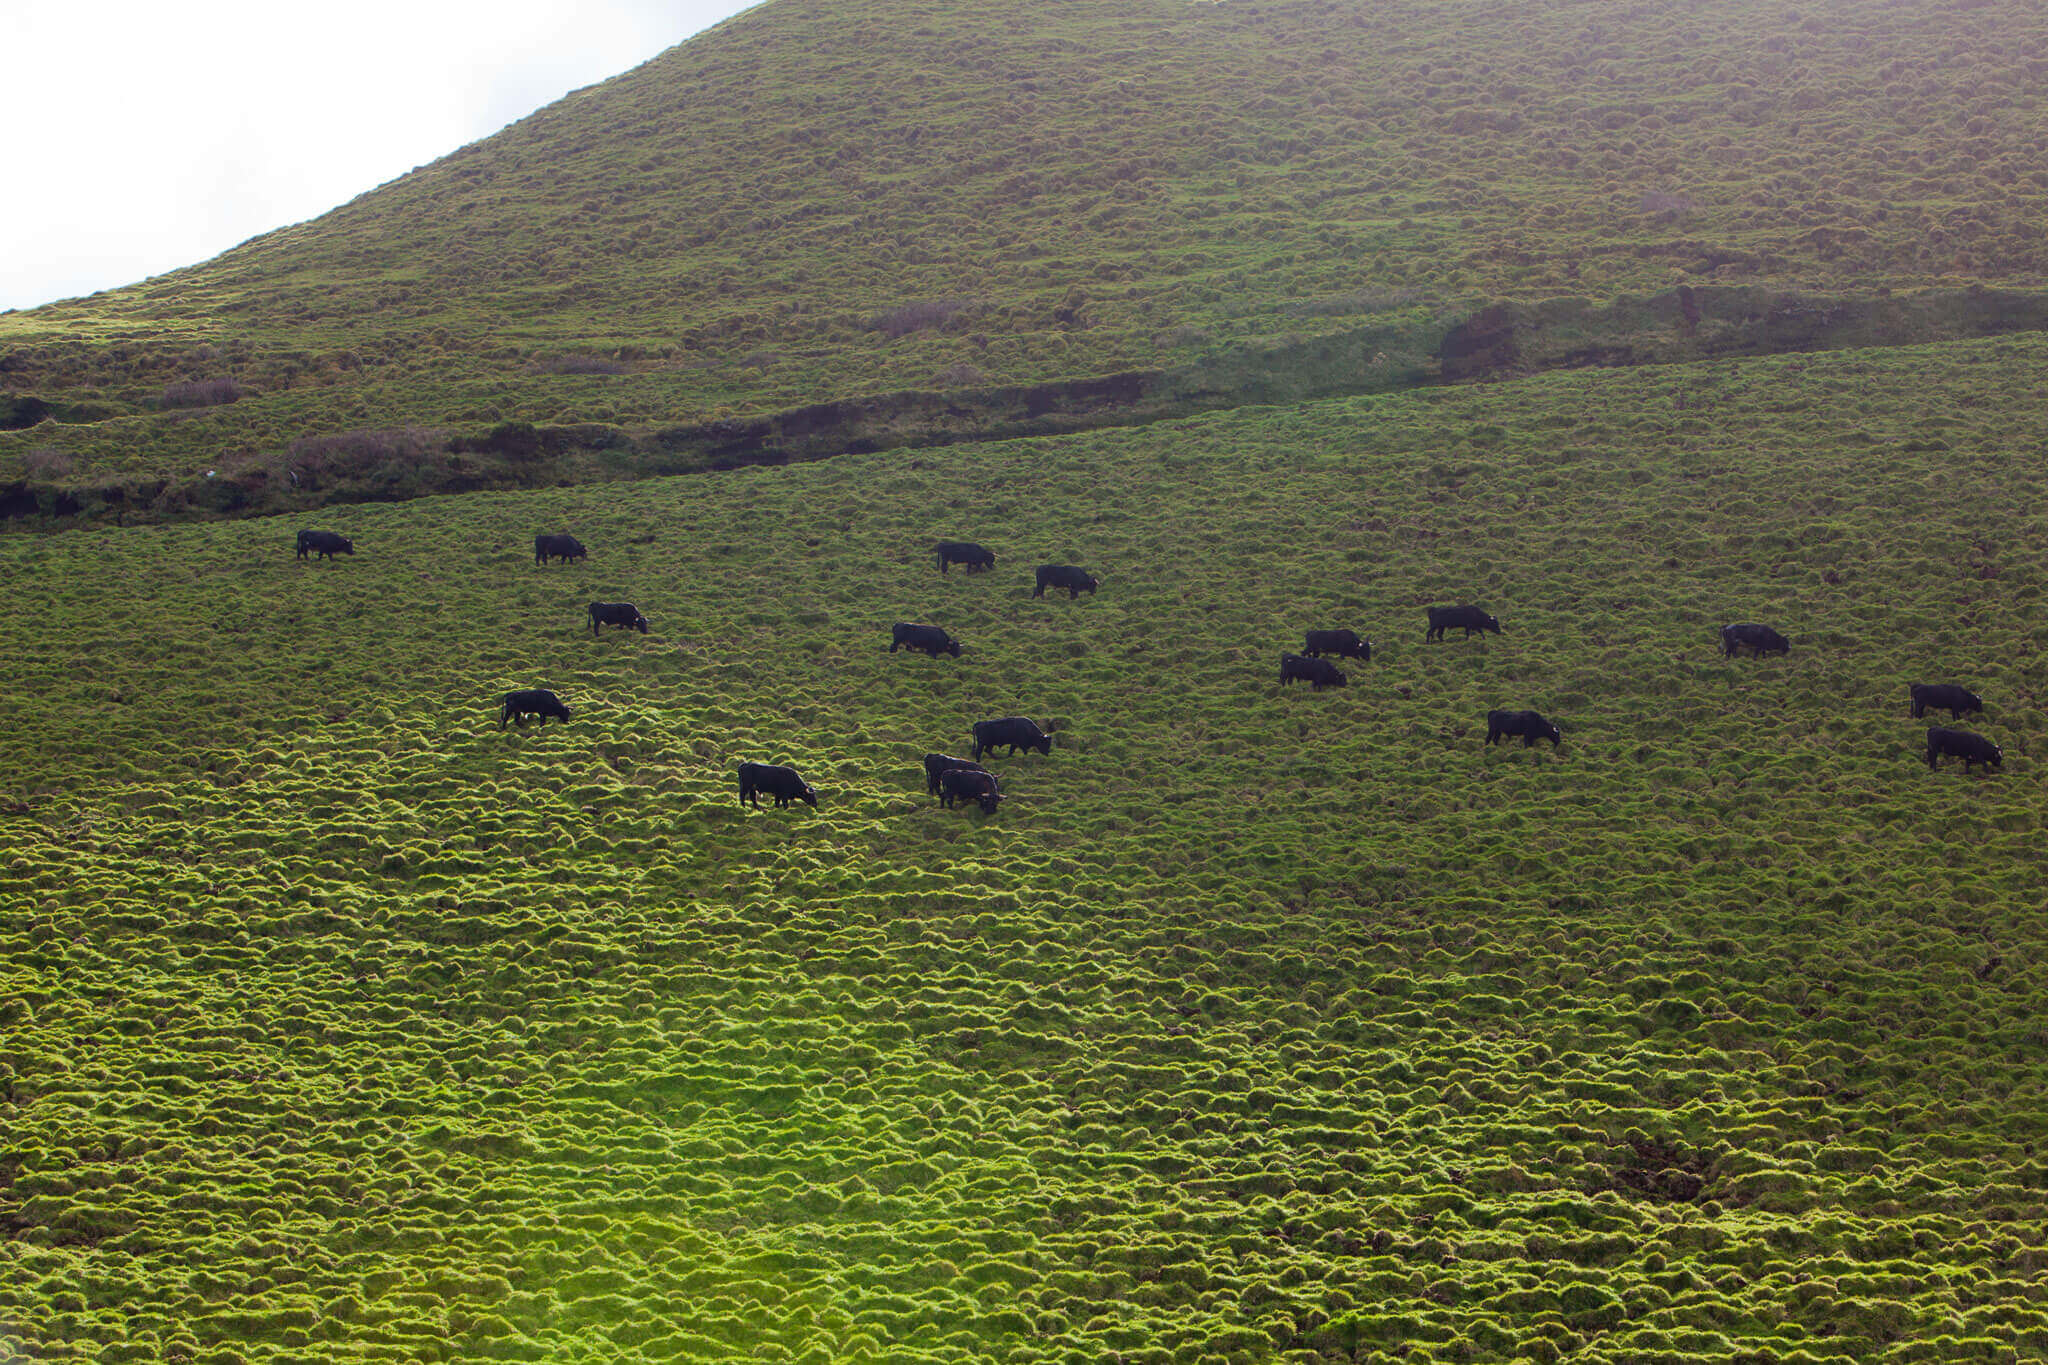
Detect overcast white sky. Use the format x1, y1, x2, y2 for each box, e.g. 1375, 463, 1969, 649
0, 1, 755, 315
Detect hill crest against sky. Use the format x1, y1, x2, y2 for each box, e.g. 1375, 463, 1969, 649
3, 0, 2046, 483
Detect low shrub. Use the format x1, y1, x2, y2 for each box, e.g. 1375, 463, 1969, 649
868, 299, 972, 338
288, 427, 449, 486
530, 354, 630, 376
23, 447, 72, 478
160, 378, 246, 408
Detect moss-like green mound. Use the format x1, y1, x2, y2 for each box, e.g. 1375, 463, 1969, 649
3, 337, 2046, 1360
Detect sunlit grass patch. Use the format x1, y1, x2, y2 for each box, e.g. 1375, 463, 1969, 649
2, 339, 2048, 1359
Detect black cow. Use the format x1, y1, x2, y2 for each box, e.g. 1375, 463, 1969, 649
1279, 653, 1346, 690
1426, 606, 1501, 641
937, 541, 996, 574
1721, 622, 1789, 657
500, 689, 571, 728
588, 602, 648, 636
891, 623, 961, 657
1911, 684, 1983, 720
535, 534, 587, 566
295, 529, 353, 560
1486, 709, 1562, 748
939, 767, 1002, 813
1033, 565, 1099, 598
972, 716, 1051, 760
923, 752, 991, 795
739, 761, 818, 808
1927, 727, 2002, 772
1303, 629, 1371, 661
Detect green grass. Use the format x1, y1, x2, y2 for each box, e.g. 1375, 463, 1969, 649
6, 0, 2048, 489
4, 336, 2048, 1361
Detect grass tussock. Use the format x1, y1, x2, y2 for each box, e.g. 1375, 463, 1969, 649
2, 337, 2047, 1360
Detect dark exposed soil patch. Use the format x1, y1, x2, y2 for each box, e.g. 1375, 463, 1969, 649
12, 284, 2048, 530
1604, 1136, 1711, 1203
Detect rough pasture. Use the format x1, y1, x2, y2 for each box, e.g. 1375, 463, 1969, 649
2, 339, 2048, 1362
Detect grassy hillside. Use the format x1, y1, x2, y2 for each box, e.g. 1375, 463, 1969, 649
6, 0, 2048, 491
5, 337, 2048, 1362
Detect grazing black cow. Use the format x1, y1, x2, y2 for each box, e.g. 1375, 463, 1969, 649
588, 602, 649, 636
1927, 727, 2002, 772
738, 762, 818, 808
936, 541, 996, 574
939, 767, 1002, 813
1486, 709, 1562, 748
923, 752, 991, 795
1033, 565, 1099, 598
1720, 622, 1789, 657
1425, 605, 1501, 641
1911, 684, 1983, 720
1303, 629, 1371, 662
295, 529, 353, 560
1279, 652, 1347, 690
535, 533, 587, 566
972, 716, 1052, 760
891, 623, 961, 657
500, 689, 571, 728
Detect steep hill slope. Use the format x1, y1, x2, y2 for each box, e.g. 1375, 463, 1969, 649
5, 0, 2048, 500
3, 337, 2047, 1362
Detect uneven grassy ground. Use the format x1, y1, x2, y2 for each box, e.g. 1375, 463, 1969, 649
4, 337, 2048, 1362
7, 0, 2048, 482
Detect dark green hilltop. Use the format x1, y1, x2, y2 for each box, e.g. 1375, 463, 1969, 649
6, 2, 2048, 1364
4, 0, 2048, 512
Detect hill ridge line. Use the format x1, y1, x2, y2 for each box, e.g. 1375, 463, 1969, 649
8, 284, 2047, 529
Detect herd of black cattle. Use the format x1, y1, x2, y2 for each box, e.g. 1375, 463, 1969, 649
294, 528, 2011, 816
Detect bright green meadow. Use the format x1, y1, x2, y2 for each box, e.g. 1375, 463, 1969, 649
8, 0, 2048, 1359
4, 338, 2048, 1362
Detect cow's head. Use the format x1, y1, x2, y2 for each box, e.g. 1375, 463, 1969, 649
1484, 614, 1500, 633
946, 640, 962, 657
633, 614, 649, 633
800, 784, 819, 806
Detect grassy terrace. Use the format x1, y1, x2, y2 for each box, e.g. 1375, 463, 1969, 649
4, 338, 2047, 1361
6, 0, 2048, 484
